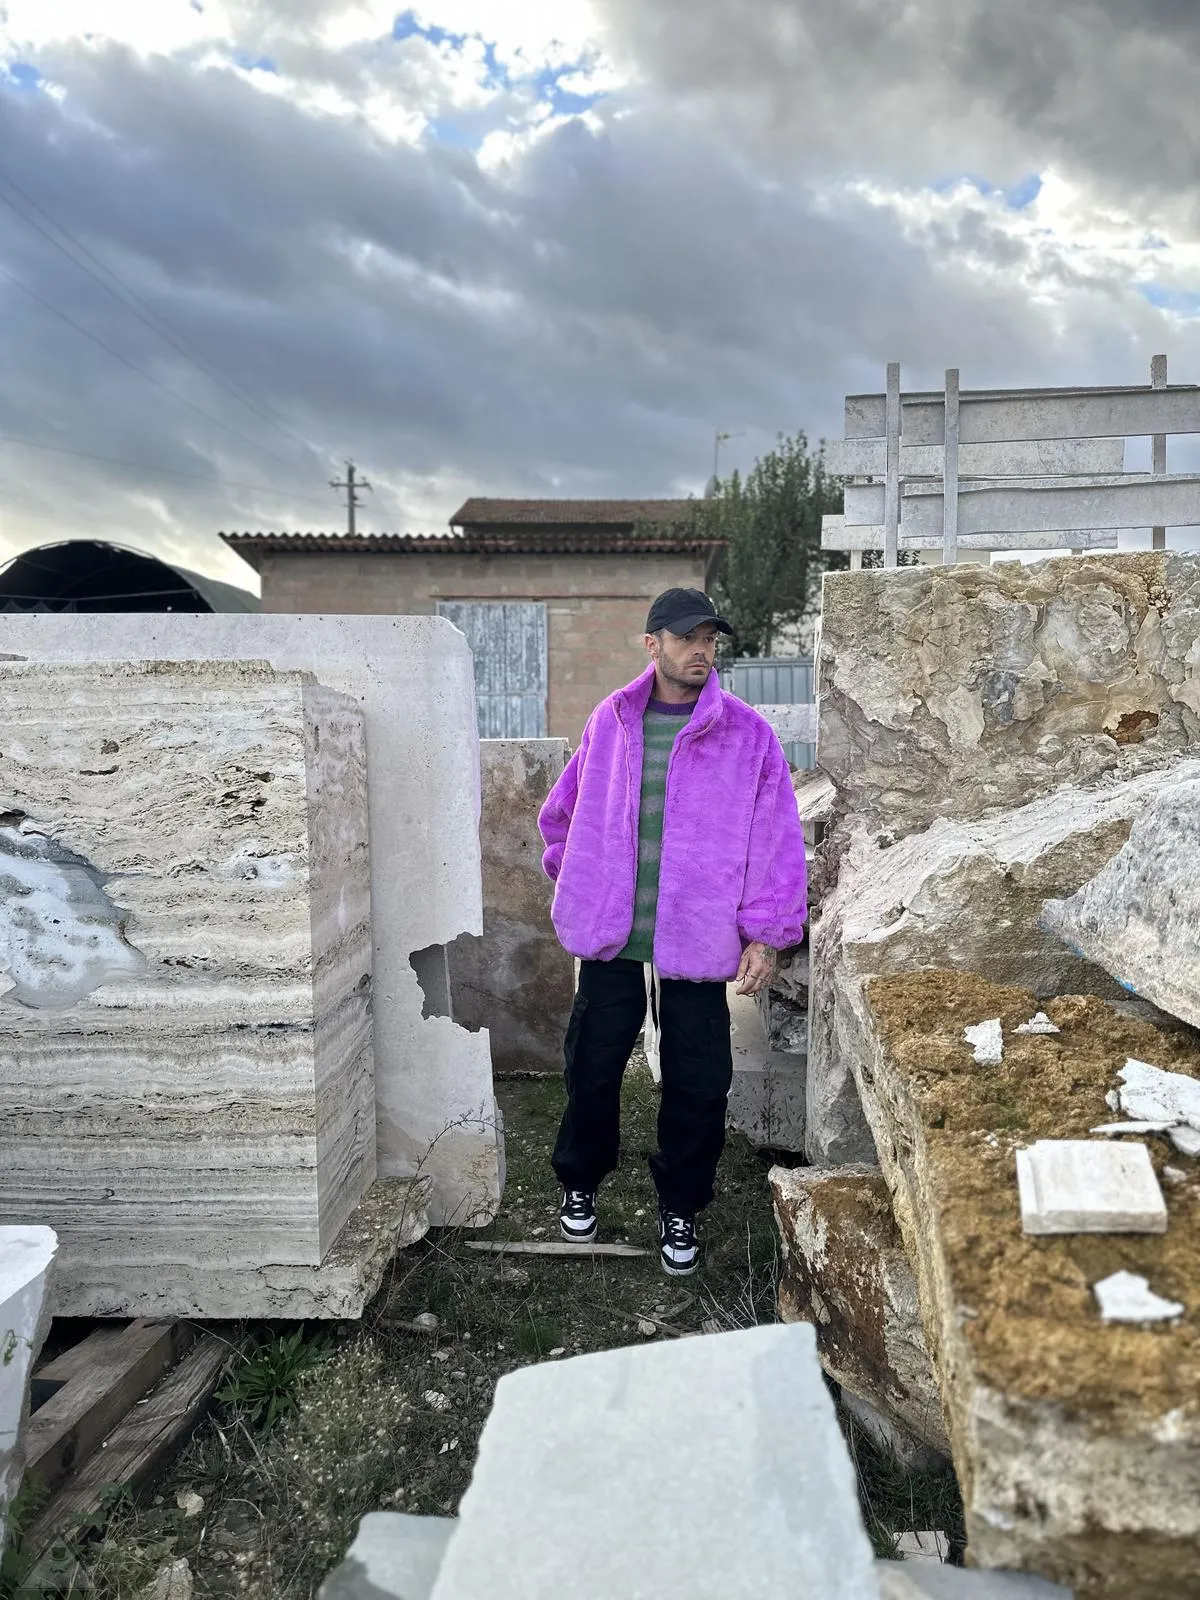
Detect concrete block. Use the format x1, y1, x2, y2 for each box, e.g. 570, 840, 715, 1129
447, 740, 573, 1074
1016, 1141, 1167, 1236
0, 662, 378, 1317
0, 614, 503, 1227
770, 1163, 949, 1457
0, 1225, 56, 1560
431, 1323, 881, 1599
318, 1511, 454, 1600
1042, 770, 1200, 1029
727, 987, 805, 1150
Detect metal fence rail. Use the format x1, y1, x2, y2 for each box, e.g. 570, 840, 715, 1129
719, 657, 816, 769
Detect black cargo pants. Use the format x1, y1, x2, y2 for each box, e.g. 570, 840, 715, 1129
551, 956, 735, 1216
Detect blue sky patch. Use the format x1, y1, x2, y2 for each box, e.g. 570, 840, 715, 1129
233, 52, 277, 73
4, 61, 42, 92
393, 10, 469, 51
1140, 284, 1200, 316
1004, 173, 1042, 209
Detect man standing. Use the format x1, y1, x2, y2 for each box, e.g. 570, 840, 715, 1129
538, 587, 808, 1276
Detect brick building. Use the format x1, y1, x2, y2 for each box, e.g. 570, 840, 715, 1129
221, 499, 722, 744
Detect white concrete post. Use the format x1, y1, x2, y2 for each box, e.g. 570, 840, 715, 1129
942, 368, 960, 567
1152, 353, 1168, 551
883, 362, 901, 569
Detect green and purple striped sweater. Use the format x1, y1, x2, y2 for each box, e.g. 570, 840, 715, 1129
618, 699, 695, 964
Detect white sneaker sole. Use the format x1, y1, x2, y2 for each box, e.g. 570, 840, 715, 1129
659, 1252, 698, 1277
560, 1220, 597, 1244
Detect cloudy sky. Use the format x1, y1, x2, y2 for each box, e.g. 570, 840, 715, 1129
2, 1, 1198, 594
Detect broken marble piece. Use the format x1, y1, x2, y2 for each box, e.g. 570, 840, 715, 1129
1093, 1270, 1184, 1324
1016, 1012, 1061, 1035
1117, 1057, 1200, 1130
430, 1323, 880, 1599
876, 1567, 1073, 1598
1042, 770, 1200, 1031
1089, 1121, 1176, 1136
770, 1163, 950, 1457
964, 1019, 1003, 1065
895, 1530, 950, 1564
1016, 1140, 1167, 1236
1170, 1125, 1200, 1158
0, 613, 504, 1230
318, 1512, 454, 1600
0, 662, 375, 1317
0, 1225, 56, 1561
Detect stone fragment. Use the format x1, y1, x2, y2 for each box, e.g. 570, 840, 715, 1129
875, 1566, 1072, 1598
176, 1490, 204, 1518
1089, 1121, 1174, 1136
1092, 1270, 1183, 1323
430, 1323, 881, 1599
806, 765, 1183, 1165
895, 1530, 949, 1563
840, 1390, 946, 1472
1171, 1126, 1200, 1158
1117, 1057, 1200, 1129
144, 1560, 193, 1600
1163, 1166, 1188, 1184
447, 739, 573, 1074
0, 614, 503, 1229
817, 553, 1200, 849
317, 1512, 454, 1600
964, 1020, 1003, 1065
0, 1225, 56, 1561
1016, 1141, 1167, 1236
770, 1163, 949, 1456
1041, 771, 1200, 1030
727, 988, 805, 1151
852, 969, 1200, 1591
1015, 1013, 1060, 1036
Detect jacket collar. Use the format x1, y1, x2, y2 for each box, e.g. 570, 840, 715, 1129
612, 661, 724, 735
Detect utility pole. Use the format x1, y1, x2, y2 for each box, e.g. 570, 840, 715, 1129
711, 429, 745, 484
330, 459, 372, 537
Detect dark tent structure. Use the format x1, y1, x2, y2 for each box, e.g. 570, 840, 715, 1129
0, 540, 259, 613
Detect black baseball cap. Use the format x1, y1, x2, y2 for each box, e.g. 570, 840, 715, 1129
645, 587, 732, 637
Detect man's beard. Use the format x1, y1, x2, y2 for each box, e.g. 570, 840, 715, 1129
659, 656, 710, 691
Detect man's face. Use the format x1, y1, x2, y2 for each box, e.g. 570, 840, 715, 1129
646, 622, 720, 690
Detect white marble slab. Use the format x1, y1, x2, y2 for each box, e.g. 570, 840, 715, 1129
0, 615, 501, 1228
0, 1224, 56, 1559
1016, 1140, 1167, 1236
1093, 1270, 1184, 1324
0, 663, 374, 1314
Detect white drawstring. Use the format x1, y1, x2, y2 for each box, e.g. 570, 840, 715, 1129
643, 963, 662, 1084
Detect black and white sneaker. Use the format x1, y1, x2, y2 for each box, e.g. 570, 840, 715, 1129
559, 1188, 597, 1243
658, 1208, 699, 1276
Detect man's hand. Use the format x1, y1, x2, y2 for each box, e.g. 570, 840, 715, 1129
735, 941, 778, 997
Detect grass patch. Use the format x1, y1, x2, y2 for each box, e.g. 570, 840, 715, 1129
53, 1051, 960, 1597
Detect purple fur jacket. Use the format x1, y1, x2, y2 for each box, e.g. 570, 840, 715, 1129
537, 662, 808, 981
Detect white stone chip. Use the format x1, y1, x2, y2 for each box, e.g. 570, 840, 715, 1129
1089, 1121, 1176, 1136
1169, 1125, 1200, 1158
1093, 1270, 1184, 1323
429, 1323, 880, 1599
1015, 1140, 1168, 1235
1015, 1012, 1061, 1035
1163, 1166, 1189, 1185
1105, 1090, 1121, 1113
1118, 1058, 1200, 1131
894, 1530, 949, 1563
963, 1019, 1003, 1065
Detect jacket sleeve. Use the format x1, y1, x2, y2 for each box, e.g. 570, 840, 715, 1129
537, 714, 594, 883
736, 734, 809, 949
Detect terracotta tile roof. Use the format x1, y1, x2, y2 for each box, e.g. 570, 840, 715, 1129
449, 497, 696, 528
219, 529, 725, 568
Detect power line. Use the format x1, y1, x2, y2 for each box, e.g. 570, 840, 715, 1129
0, 431, 336, 504
0, 165, 325, 463
0, 260, 308, 474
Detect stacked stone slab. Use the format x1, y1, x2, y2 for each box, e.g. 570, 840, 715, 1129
808, 552, 1200, 1164
0, 614, 504, 1229
0, 661, 386, 1317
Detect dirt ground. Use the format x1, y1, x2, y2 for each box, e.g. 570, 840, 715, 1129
8, 1056, 960, 1598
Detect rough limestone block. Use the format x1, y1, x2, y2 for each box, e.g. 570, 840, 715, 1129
816, 552, 1200, 849
770, 1164, 950, 1456
0, 1225, 56, 1560
0, 662, 374, 1317
876, 1566, 1072, 1598
1016, 1141, 1166, 1235
727, 987, 806, 1150
805, 765, 1193, 1165
318, 1511, 454, 1600
431, 1323, 881, 1600
1042, 772, 1200, 1029
0, 614, 502, 1228
447, 740, 573, 1074
851, 968, 1200, 1597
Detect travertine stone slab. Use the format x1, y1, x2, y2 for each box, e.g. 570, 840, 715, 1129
431, 1323, 881, 1600
1016, 1141, 1166, 1235
318, 1511, 453, 1600
0, 1225, 56, 1559
0, 662, 374, 1314
727, 987, 805, 1150
1042, 772, 1200, 1029
0, 615, 503, 1229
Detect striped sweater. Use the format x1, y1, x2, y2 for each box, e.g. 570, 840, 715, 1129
618, 699, 695, 964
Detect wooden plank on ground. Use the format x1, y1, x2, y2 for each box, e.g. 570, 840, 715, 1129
28, 1333, 231, 1554
465, 1240, 651, 1258
35, 1323, 140, 1386
25, 1321, 196, 1496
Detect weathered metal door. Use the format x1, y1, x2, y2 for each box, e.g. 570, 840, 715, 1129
438, 600, 548, 738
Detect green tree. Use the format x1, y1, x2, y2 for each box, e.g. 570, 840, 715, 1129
647, 432, 846, 658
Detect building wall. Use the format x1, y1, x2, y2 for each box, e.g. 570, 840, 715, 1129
255, 550, 710, 743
